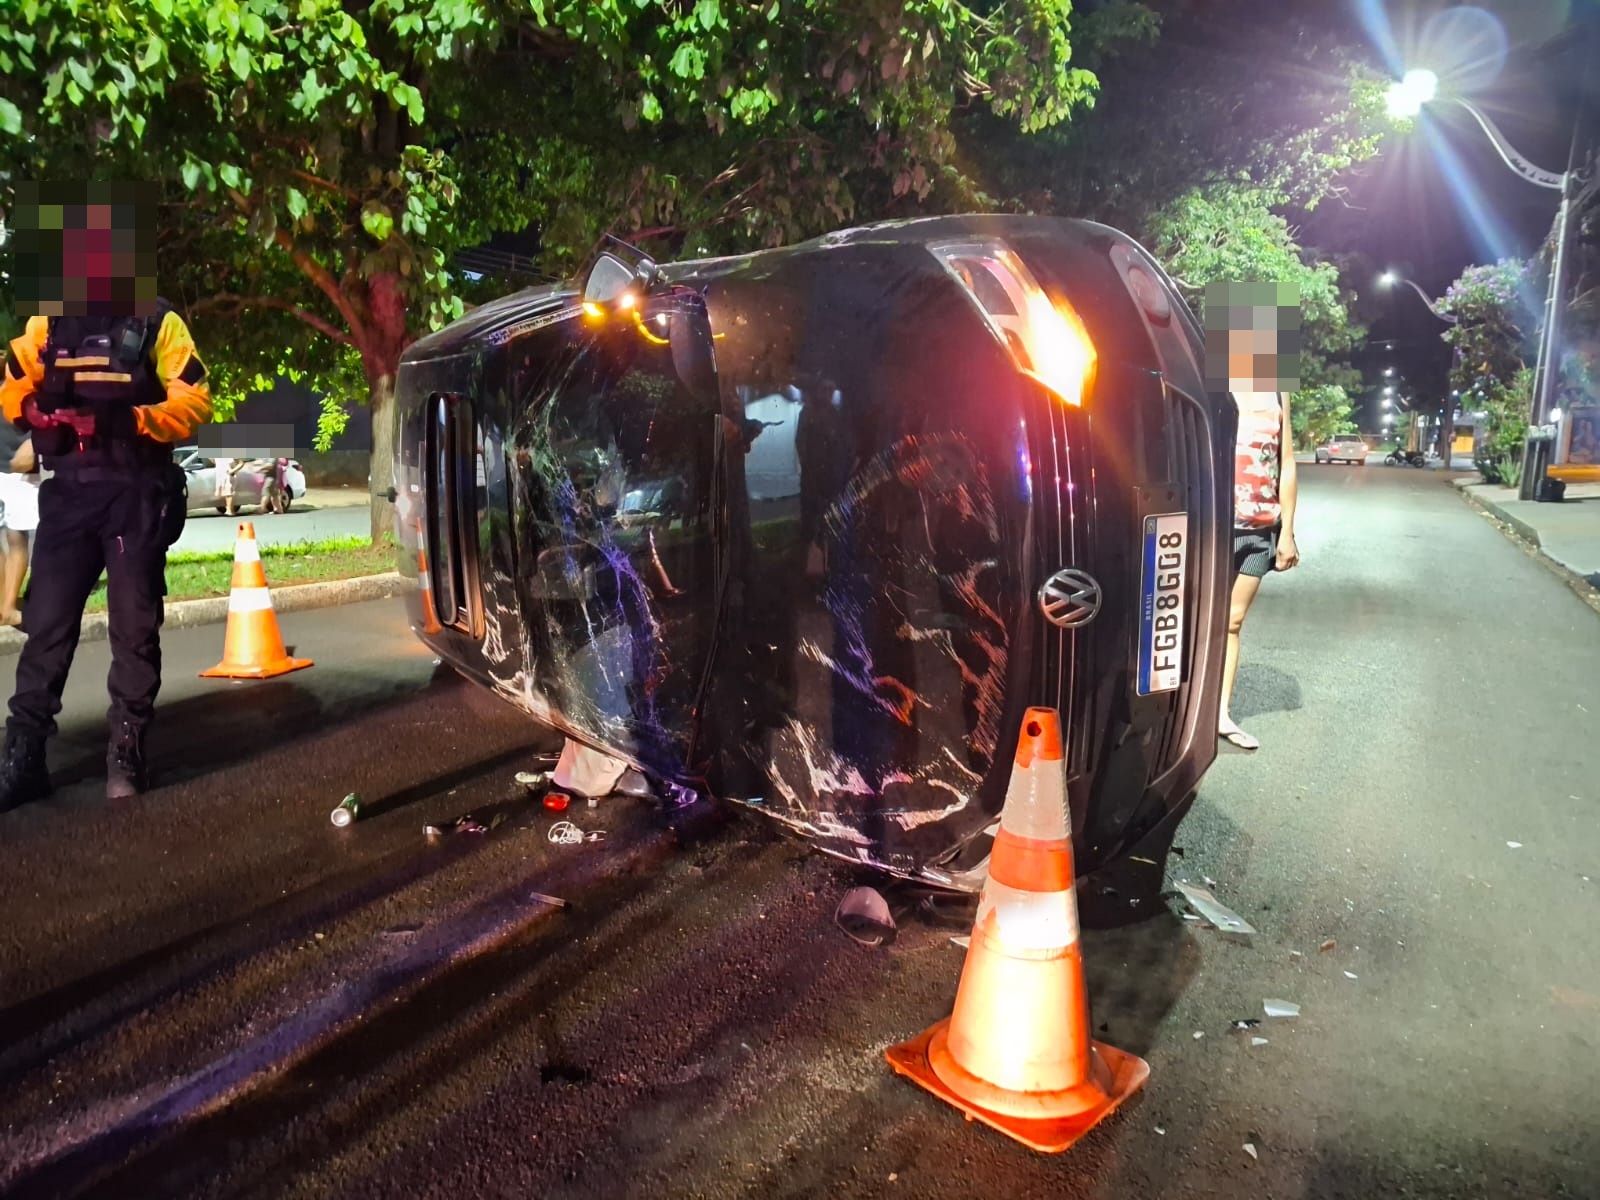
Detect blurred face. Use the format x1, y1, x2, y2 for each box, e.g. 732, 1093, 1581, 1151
1203, 282, 1303, 393
8, 182, 159, 318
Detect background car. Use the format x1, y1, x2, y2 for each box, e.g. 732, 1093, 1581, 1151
173, 447, 307, 514
1315, 435, 1370, 464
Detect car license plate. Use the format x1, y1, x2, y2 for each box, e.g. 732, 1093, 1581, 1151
1137, 512, 1188, 695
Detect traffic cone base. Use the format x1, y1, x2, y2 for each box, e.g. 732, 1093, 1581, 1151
886, 1021, 1150, 1154
199, 656, 312, 680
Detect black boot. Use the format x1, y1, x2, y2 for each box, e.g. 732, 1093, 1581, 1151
0, 727, 52, 812
106, 720, 149, 801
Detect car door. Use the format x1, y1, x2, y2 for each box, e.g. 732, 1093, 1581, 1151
506, 289, 723, 776
185, 457, 218, 512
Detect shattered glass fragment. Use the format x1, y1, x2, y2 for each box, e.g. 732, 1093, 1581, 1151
1174, 881, 1256, 935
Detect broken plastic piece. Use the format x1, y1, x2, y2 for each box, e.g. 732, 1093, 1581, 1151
1243, 1143, 1259, 1161
544, 791, 572, 813
613, 767, 655, 799
1344, 970, 1358, 980
1506, 841, 1523, 849
528, 890, 569, 909
1174, 881, 1257, 935
552, 738, 629, 798
949, 935, 971, 950
835, 886, 897, 947
1263, 998, 1300, 1018
1320, 938, 1337, 952
1192, 1030, 1205, 1040
1250, 1036, 1269, 1047
1154, 1125, 1166, 1135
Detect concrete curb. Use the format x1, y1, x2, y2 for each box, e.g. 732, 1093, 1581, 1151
0, 572, 412, 658
1454, 478, 1600, 616
1450, 477, 1544, 548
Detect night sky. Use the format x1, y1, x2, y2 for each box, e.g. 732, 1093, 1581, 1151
1298, 0, 1599, 428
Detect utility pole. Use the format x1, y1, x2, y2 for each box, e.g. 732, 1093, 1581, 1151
1521, 17, 1597, 497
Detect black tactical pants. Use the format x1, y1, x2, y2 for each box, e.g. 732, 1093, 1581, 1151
7, 473, 169, 739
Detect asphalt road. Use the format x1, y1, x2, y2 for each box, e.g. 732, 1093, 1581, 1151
172, 503, 371, 554
2, 463, 1598, 1199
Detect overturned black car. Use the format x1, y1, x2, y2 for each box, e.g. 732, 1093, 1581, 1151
392, 215, 1236, 890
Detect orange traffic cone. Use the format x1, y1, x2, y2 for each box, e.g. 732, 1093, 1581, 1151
414, 516, 442, 635
199, 522, 313, 680
886, 706, 1149, 1153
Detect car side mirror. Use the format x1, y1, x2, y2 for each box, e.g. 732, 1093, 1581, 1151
582, 241, 660, 310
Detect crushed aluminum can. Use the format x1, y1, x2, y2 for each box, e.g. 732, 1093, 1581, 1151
331, 793, 361, 827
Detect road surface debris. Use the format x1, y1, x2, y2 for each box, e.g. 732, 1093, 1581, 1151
1173, 881, 1257, 935
835, 886, 897, 947
548, 820, 605, 845
1264, 998, 1300, 1018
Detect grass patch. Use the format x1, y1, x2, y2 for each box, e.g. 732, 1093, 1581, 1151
80, 534, 399, 614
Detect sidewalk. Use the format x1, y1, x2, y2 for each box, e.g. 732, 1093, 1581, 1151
1452, 475, 1600, 584
300, 485, 368, 509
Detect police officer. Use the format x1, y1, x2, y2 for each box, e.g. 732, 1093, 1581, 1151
0, 289, 211, 808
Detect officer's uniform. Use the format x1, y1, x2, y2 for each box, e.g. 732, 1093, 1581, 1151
0, 302, 211, 807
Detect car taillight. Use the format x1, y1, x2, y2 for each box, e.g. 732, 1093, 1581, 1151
927, 239, 1098, 408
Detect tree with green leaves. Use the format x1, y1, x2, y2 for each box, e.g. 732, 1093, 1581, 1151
1, 0, 1108, 538
1434, 259, 1538, 482
955, 0, 1392, 448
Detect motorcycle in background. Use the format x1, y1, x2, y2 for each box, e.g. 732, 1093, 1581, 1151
1385, 448, 1427, 467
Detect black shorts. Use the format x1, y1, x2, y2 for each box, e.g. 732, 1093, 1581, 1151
1234, 525, 1279, 578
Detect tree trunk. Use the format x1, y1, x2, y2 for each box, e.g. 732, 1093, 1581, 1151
1438, 393, 1457, 465
357, 271, 409, 544
369, 372, 397, 543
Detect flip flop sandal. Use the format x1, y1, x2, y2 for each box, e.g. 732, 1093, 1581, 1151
1219, 724, 1260, 751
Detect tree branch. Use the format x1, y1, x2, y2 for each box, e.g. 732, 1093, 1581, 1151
190, 294, 356, 346
290, 169, 361, 203
223, 185, 371, 346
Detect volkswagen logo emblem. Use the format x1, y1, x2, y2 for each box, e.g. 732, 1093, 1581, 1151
1038, 568, 1102, 629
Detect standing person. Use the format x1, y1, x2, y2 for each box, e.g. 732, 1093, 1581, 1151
1220, 386, 1300, 750
0, 431, 42, 625
214, 454, 237, 516
0, 187, 212, 809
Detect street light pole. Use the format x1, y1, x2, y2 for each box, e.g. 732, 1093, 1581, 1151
1387, 77, 1587, 492
1440, 101, 1570, 500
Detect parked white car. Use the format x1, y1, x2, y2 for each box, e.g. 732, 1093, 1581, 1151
1314, 435, 1370, 464
173, 447, 307, 514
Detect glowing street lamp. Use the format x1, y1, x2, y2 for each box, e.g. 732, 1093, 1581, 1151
1384, 69, 1439, 120
1384, 367, 1394, 377
1384, 65, 1576, 496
